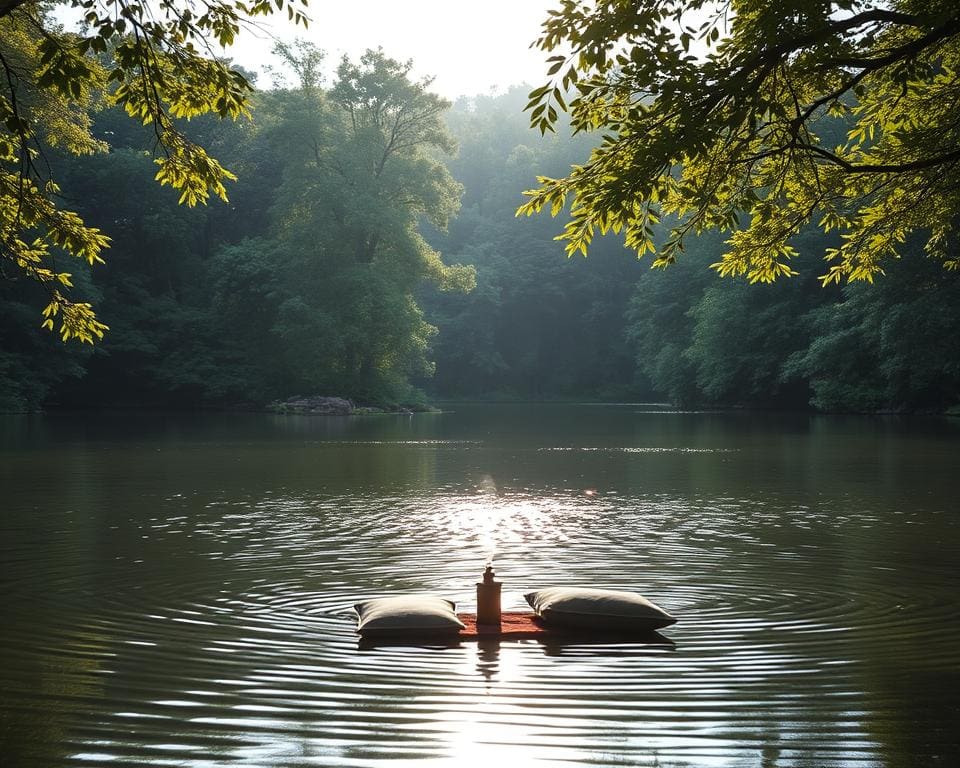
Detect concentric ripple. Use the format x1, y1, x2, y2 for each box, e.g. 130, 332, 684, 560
1, 405, 958, 768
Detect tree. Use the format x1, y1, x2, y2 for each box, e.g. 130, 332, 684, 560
0, 0, 307, 341
212, 47, 474, 405
521, 0, 960, 286
421, 88, 646, 401
623, 230, 717, 404
783, 248, 960, 411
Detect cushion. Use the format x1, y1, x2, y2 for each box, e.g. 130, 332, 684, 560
354, 595, 465, 637
525, 587, 676, 631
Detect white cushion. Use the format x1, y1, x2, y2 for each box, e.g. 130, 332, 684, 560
525, 587, 676, 631
354, 595, 465, 636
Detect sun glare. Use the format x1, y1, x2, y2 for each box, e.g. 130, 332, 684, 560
232, 0, 557, 98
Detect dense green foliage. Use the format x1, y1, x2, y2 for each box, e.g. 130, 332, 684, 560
621, 227, 960, 412
1, 31, 958, 413
424, 88, 960, 411
0, 43, 477, 411
420, 88, 644, 400
1, 0, 307, 341
522, 0, 960, 286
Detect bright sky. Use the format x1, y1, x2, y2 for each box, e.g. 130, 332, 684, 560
231, 0, 559, 99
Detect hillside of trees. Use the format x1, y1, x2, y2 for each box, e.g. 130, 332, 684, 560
2, 48, 959, 414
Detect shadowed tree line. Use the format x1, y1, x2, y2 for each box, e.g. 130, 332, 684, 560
420, 86, 960, 413
0, 41, 474, 411
2, 44, 959, 413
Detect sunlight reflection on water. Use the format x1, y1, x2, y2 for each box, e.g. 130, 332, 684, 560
1, 406, 958, 767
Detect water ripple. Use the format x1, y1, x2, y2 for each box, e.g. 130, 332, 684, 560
2, 408, 959, 767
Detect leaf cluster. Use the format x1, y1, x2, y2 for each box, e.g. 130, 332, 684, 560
520, 0, 960, 285
0, 0, 308, 342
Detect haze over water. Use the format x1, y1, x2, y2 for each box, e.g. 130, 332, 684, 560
1, 404, 958, 766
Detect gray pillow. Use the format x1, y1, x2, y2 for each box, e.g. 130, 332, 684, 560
354, 595, 465, 637
525, 587, 676, 631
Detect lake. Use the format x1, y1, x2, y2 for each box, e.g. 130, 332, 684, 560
1, 403, 958, 767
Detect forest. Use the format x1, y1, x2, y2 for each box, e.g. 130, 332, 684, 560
2, 37, 960, 414
4, 6, 959, 768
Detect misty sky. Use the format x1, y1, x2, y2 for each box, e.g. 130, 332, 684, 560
232, 0, 558, 98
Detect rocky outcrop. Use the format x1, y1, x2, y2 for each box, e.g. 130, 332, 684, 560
269, 396, 354, 415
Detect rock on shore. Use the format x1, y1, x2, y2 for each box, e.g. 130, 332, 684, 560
269, 396, 354, 415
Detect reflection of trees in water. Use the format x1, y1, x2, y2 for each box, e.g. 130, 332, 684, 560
0, 627, 107, 766
865, 666, 960, 767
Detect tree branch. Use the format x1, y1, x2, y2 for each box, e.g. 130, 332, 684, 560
800, 143, 960, 174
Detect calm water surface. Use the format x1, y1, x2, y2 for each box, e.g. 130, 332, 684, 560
1, 404, 958, 767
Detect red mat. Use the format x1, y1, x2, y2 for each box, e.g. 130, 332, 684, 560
457, 612, 547, 639
357, 612, 675, 648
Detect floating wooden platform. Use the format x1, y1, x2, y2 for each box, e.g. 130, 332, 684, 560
357, 612, 675, 648
457, 612, 550, 639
